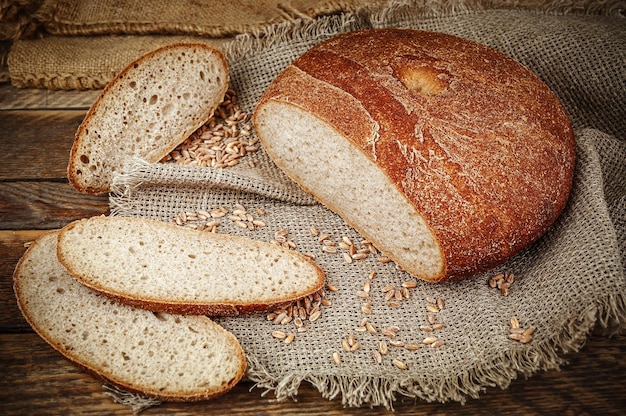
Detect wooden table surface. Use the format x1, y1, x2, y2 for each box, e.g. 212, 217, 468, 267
1, 83, 625, 415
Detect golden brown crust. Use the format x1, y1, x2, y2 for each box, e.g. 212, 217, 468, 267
56, 217, 326, 315
68, 42, 229, 195
14, 232, 247, 402
257, 29, 575, 280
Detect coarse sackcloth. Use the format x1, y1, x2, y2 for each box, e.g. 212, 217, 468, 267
108, 4, 625, 410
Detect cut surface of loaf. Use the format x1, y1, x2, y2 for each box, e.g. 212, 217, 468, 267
254, 29, 576, 282
56, 216, 325, 315
13, 232, 246, 401
68, 43, 229, 194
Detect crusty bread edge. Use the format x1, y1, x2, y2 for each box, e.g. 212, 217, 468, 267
254, 99, 447, 283
13, 231, 247, 402
67, 42, 229, 195
56, 216, 326, 316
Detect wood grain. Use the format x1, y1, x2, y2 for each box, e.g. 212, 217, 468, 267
1, 332, 625, 415
1, 83, 624, 415
0, 110, 86, 180
0, 182, 109, 230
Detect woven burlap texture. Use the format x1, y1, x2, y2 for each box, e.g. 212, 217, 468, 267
110, 8, 626, 409
34, 0, 370, 37
7, 0, 623, 90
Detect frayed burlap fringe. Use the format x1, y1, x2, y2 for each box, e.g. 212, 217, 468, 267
32, 0, 370, 38
102, 384, 161, 414
98, 4, 624, 412
245, 293, 625, 408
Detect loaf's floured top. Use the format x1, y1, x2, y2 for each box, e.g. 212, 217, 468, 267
254, 29, 576, 281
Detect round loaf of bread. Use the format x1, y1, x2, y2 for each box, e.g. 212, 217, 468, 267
254, 29, 575, 282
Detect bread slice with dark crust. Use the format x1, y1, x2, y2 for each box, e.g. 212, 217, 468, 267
254, 29, 576, 282
13, 231, 246, 401
56, 216, 326, 315
68, 43, 229, 195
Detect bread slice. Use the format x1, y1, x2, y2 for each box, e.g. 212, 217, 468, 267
56, 216, 326, 315
13, 231, 246, 401
254, 29, 576, 282
68, 43, 229, 195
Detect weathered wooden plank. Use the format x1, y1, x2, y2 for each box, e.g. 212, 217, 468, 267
0, 230, 52, 331
1, 333, 625, 415
0, 110, 86, 180
0, 181, 109, 230
0, 84, 99, 110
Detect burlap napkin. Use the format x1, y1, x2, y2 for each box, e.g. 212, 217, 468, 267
109, 6, 625, 409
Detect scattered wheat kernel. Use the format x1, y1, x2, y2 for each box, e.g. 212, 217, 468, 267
422, 337, 438, 345
510, 317, 520, 329
389, 340, 404, 347
402, 281, 417, 288
343, 252, 353, 263
366, 322, 377, 334
350, 342, 360, 352
342, 236, 354, 246
356, 290, 369, 299
266, 313, 276, 321
333, 352, 341, 365
387, 301, 401, 308
318, 233, 330, 242
352, 253, 368, 260
309, 226, 319, 236
379, 340, 388, 355
356, 326, 367, 332
523, 327, 535, 336
509, 333, 523, 341
342, 339, 351, 352
378, 256, 391, 263
431, 339, 445, 348
520, 335, 532, 344
272, 330, 287, 339
297, 327, 308, 333
510, 327, 525, 335
348, 334, 356, 346
437, 298, 445, 310
321, 299, 332, 307
381, 328, 396, 338
235, 220, 248, 229
273, 312, 287, 324
427, 304, 440, 313
505, 272, 515, 283
405, 343, 420, 351
363, 282, 371, 293
361, 304, 372, 315
326, 284, 338, 292
338, 242, 351, 250
420, 325, 433, 333
285, 333, 295, 344
393, 359, 408, 370
322, 245, 338, 254
369, 270, 377, 280
427, 314, 436, 324
382, 285, 395, 293
252, 220, 266, 227
373, 350, 383, 364
309, 310, 322, 322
